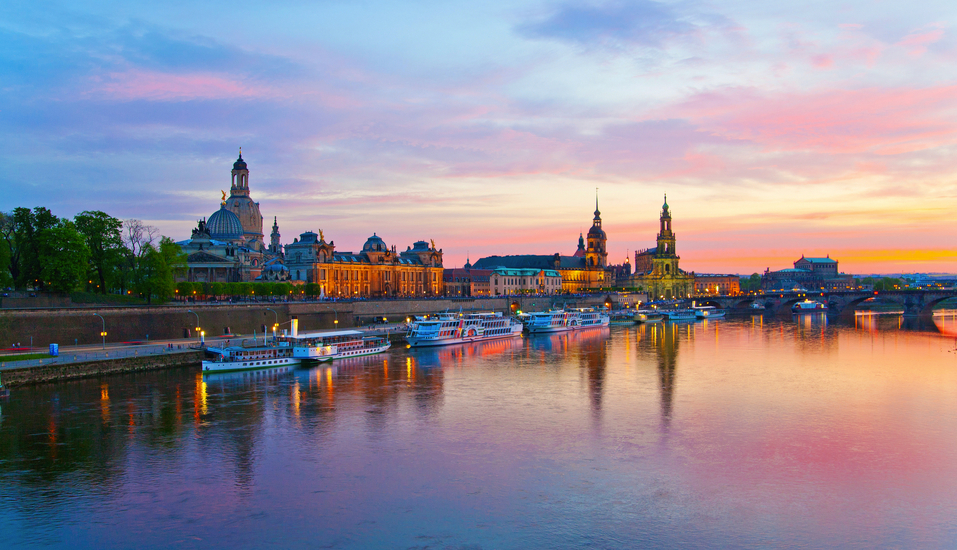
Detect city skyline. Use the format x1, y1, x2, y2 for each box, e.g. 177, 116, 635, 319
2, 1, 956, 274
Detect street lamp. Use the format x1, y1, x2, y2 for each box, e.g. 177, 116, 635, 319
266, 308, 279, 339
93, 313, 106, 349
186, 309, 201, 341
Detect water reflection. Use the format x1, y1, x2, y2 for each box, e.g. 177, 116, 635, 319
2, 320, 957, 549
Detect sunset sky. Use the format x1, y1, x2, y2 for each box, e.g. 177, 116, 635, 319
2, 1, 956, 275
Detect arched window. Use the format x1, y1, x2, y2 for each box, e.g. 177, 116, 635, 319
665, 264, 671, 274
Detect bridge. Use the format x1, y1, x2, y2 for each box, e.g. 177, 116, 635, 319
690, 289, 957, 317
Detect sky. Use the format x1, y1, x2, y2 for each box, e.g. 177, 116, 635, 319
2, 0, 956, 275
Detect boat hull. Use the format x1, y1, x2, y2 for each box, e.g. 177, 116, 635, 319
407, 329, 522, 348
202, 356, 301, 373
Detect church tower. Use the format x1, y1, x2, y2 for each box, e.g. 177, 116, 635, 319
224, 148, 265, 251
585, 194, 608, 268
269, 216, 282, 256
653, 194, 679, 277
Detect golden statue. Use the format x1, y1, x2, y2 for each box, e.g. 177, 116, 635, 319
318, 229, 324, 241
220, 190, 227, 203
430, 238, 436, 250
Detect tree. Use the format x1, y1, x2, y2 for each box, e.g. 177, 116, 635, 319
37, 221, 90, 293
135, 237, 186, 304
10, 207, 59, 289
74, 211, 124, 294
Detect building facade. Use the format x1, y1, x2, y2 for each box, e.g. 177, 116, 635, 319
489, 268, 562, 295
284, 231, 444, 297
178, 152, 281, 283
694, 274, 740, 295
761, 255, 854, 291
629, 196, 694, 300
473, 197, 611, 292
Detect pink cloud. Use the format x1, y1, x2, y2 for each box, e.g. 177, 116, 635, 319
87, 69, 280, 101
898, 25, 945, 56
664, 85, 957, 155
811, 54, 834, 68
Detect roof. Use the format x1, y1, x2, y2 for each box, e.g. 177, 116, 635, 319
491, 267, 560, 277
292, 329, 364, 339
799, 257, 837, 264
472, 255, 586, 270
207, 205, 244, 240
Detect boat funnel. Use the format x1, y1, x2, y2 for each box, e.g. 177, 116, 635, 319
291, 316, 299, 337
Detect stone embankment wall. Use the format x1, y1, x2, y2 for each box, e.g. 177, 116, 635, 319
0, 296, 608, 348
1, 351, 204, 387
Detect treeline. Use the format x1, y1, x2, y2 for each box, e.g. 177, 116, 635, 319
859, 277, 903, 291
176, 281, 320, 299
739, 273, 761, 291
0, 207, 185, 303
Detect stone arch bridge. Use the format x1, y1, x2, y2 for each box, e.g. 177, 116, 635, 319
693, 290, 957, 318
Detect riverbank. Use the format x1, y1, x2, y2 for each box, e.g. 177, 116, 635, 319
0, 350, 204, 388
0, 295, 609, 348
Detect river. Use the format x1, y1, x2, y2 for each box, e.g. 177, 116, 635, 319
2, 314, 957, 549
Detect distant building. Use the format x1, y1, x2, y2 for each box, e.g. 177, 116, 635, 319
443, 264, 493, 297
473, 196, 612, 292
284, 231, 444, 297
177, 151, 282, 283
628, 195, 694, 300
762, 255, 854, 291
695, 274, 740, 295
489, 267, 562, 295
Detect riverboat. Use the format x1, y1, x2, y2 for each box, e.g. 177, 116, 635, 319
202, 343, 304, 373
660, 309, 696, 322
609, 310, 636, 325
693, 306, 726, 319
635, 310, 664, 323
406, 312, 523, 347
525, 308, 610, 334
286, 330, 391, 360
792, 300, 827, 313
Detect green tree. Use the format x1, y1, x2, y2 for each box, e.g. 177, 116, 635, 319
135, 237, 186, 304
37, 221, 90, 293
74, 211, 124, 294
10, 207, 59, 289
210, 282, 225, 298
304, 283, 321, 297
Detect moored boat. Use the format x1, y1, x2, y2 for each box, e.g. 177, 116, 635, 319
525, 308, 610, 333
792, 299, 827, 314
609, 310, 636, 325
407, 312, 523, 347
285, 330, 391, 360
661, 309, 696, 322
202, 343, 303, 373
693, 306, 726, 319
635, 310, 664, 323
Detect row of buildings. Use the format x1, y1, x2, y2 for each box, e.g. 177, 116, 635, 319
179, 152, 849, 299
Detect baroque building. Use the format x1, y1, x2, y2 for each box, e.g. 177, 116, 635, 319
629, 195, 694, 300
284, 231, 444, 297
472, 196, 612, 292
178, 151, 280, 283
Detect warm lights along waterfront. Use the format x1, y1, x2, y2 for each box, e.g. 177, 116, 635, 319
3, 318, 957, 548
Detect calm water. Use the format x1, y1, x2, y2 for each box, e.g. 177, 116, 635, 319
3, 315, 957, 549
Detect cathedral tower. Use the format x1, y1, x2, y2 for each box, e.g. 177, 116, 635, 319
224, 149, 265, 250
585, 194, 608, 268
270, 216, 282, 256
653, 194, 679, 277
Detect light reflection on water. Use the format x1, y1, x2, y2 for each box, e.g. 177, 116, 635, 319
1, 318, 957, 549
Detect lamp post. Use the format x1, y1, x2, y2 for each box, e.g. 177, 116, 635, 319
186, 309, 201, 342
93, 313, 106, 349
266, 308, 279, 339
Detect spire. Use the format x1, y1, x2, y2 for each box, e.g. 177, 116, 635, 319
594, 189, 601, 219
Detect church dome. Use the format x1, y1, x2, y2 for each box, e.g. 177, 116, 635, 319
233, 152, 247, 170
587, 225, 606, 239
362, 233, 387, 252
207, 205, 244, 240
